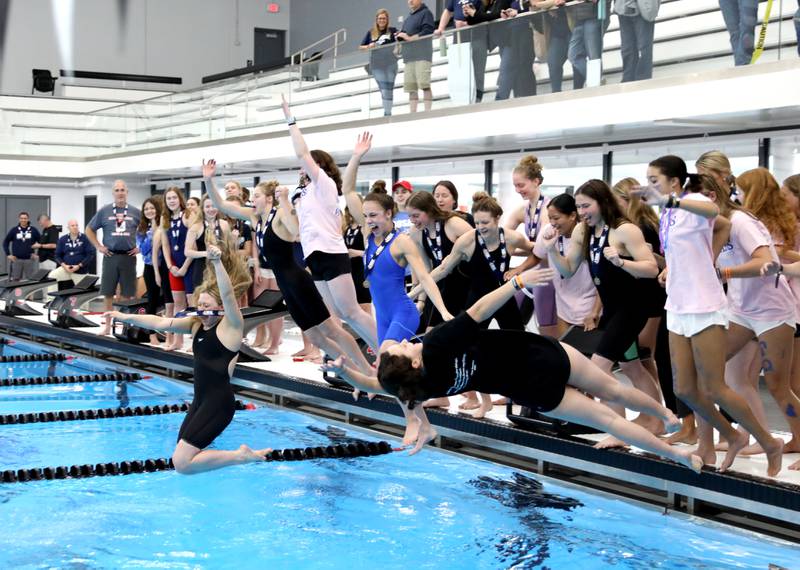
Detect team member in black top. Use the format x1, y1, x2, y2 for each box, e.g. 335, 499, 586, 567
542, 179, 667, 447
3, 212, 41, 281
106, 240, 270, 474
33, 214, 60, 271
325, 267, 701, 472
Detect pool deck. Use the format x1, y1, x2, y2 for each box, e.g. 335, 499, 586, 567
2, 303, 799, 539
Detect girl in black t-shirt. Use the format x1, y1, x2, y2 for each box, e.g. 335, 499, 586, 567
360, 9, 398, 116
324, 267, 703, 473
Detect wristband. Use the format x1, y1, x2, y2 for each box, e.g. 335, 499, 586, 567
665, 193, 678, 208
715, 267, 722, 281
287, 117, 297, 126
723, 267, 733, 281
511, 275, 523, 291
775, 264, 784, 289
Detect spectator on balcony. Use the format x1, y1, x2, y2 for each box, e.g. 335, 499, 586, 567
397, 0, 435, 112
567, 0, 611, 89
435, 1, 488, 103
719, 0, 758, 66
496, 1, 537, 99
361, 9, 399, 117
614, 0, 660, 82
533, 0, 571, 93
795, 4, 800, 56
464, 1, 510, 102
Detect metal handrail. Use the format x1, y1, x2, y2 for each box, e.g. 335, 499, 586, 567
290, 28, 347, 70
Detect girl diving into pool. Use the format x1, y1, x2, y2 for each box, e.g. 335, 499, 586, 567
324, 267, 704, 473
105, 237, 271, 474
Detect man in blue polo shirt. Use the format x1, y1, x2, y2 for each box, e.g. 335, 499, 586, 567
397, 0, 435, 112
3, 212, 41, 281
51, 219, 96, 290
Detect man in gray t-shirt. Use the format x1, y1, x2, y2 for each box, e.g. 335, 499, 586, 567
85, 179, 141, 334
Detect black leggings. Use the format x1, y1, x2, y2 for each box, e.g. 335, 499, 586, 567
143, 264, 161, 316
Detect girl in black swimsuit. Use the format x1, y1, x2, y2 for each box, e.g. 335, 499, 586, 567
324, 267, 701, 473
106, 239, 270, 474
202, 159, 375, 379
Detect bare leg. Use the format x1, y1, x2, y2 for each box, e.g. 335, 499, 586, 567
695, 416, 717, 467
264, 317, 284, 355
408, 404, 438, 455
665, 412, 698, 445
756, 325, 800, 452
423, 397, 451, 409
315, 274, 378, 350
472, 392, 494, 419
690, 326, 782, 476
100, 295, 114, 335
309, 318, 372, 376
409, 92, 419, 113
253, 323, 267, 347
163, 301, 175, 350
422, 88, 432, 112
172, 439, 271, 475
543, 388, 703, 473
718, 339, 763, 452
168, 291, 187, 350
639, 316, 661, 385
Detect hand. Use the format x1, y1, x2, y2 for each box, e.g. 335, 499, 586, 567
353, 131, 373, 159
98, 244, 111, 257
32, 243, 41, 249
154, 271, 162, 287
442, 311, 455, 321
169, 265, 181, 276
760, 260, 781, 277
502, 8, 518, 18
320, 355, 346, 376
555, 0, 566, 5
202, 158, 217, 179
7, 255, 16, 262
603, 246, 622, 267
433, 28, 443, 37
253, 270, 263, 286
32, 254, 38, 260
415, 300, 426, 313
583, 313, 600, 332
395, 31, 410, 41
630, 183, 668, 206
463, 4, 476, 17
207, 245, 222, 261
519, 267, 557, 287
280, 93, 291, 119
67, 265, 77, 273
540, 225, 559, 251
658, 267, 668, 288
128, 247, 139, 256
103, 311, 122, 325
503, 267, 520, 282
275, 186, 289, 204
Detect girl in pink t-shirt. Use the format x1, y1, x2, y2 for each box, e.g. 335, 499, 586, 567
283, 98, 379, 352
635, 158, 784, 477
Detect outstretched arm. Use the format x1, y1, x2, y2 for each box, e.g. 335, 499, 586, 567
408, 233, 469, 299
202, 159, 255, 222
105, 312, 197, 334
342, 132, 372, 225
208, 245, 244, 331
321, 356, 389, 396
401, 236, 453, 320
467, 267, 555, 323
275, 186, 299, 237
543, 223, 585, 278
281, 95, 320, 182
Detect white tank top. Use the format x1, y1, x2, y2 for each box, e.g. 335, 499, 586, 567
296, 169, 348, 258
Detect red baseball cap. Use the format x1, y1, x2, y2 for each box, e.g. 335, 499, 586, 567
392, 180, 413, 192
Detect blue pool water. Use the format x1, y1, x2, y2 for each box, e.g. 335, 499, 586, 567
0, 337, 798, 569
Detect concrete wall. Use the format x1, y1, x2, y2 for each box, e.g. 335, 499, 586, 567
0, 0, 291, 95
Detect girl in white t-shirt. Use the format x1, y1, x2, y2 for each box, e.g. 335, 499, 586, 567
282, 97, 379, 351
635, 159, 784, 477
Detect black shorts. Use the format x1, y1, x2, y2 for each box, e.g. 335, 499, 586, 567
795, 323, 800, 338
306, 251, 351, 281
350, 258, 372, 304
596, 308, 649, 364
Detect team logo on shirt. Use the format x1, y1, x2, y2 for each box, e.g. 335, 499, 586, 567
446, 354, 476, 396
16, 228, 32, 241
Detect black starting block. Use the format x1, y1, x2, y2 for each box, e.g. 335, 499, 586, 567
111, 298, 152, 343
46, 275, 101, 328
0, 269, 55, 316
238, 289, 289, 362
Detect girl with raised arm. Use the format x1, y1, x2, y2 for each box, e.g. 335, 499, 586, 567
202, 160, 374, 379
335, 267, 701, 473
633, 158, 784, 477
282, 96, 379, 351
105, 240, 270, 473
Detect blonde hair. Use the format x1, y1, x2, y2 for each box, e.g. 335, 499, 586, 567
739, 168, 797, 246
471, 191, 503, 217
612, 177, 659, 231
513, 155, 544, 182
371, 9, 391, 40
193, 232, 252, 303
696, 150, 736, 194
254, 180, 279, 201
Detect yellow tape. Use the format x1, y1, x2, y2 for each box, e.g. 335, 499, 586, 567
750, 0, 774, 64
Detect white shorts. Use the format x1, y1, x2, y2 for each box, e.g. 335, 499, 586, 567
727, 312, 795, 338
666, 309, 728, 338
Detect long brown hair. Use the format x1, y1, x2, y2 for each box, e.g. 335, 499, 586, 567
612, 177, 658, 232
193, 231, 253, 303
370, 9, 390, 40
738, 168, 797, 246
575, 179, 630, 261
784, 174, 800, 201
471, 191, 503, 217
692, 173, 743, 218
160, 186, 187, 229
137, 197, 162, 235
405, 191, 454, 222
310, 150, 343, 194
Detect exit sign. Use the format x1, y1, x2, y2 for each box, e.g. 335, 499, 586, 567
267, 2, 280, 12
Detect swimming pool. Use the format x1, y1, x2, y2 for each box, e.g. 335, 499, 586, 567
1, 337, 798, 569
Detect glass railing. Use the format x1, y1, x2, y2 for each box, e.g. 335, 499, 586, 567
0, 0, 797, 158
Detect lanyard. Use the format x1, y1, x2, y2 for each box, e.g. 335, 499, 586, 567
658, 208, 676, 255
170, 214, 183, 251
363, 228, 397, 279
476, 228, 508, 283
205, 219, 222, 242
589, 225, 610, 283
255, 208, 277, 254
423, 221, 443, 265
524, 195, 545, 241
556, 235, 565, 279
345, 226, 361, 248
176, 309, 224, 317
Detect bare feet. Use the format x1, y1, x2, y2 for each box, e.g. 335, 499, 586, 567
409, 423, 438, 456
100, 325, 111, 336
675, 450, 704, 474
764, 438, 784, 477
663, 412, 681, 435
402, 417, 420, 446
693, 442, 718, 467
594, 436, 630, 450
292, 348, 311, 358
423, 397, 450, 409
263, 345, 280, 356
459, 399, 481, 411
239, 444, 272, 462
304, 351, 323, 364
789, 458, 800, 471
782, 437, 800, 454
492, 397, 509, 406
471, 400, 493, 420
719, 430, 750, 473
665, 418, 697, 446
